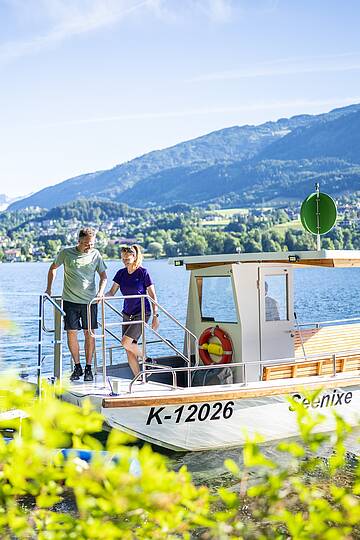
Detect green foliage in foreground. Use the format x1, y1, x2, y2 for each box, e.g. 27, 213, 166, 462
218, 393, 360, 539
0, 378, 210, 539
0, 380, 359, 539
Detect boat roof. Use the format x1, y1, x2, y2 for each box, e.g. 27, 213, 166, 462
170, 250, 360, 270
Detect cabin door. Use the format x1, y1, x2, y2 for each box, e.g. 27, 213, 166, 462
259, 267, 294, 362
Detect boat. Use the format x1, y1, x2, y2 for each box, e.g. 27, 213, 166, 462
14, 247, 358, 452
5, 190, 360, 451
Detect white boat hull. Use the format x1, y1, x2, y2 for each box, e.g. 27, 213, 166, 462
100, 385, 360, 451
57, 373, 360, 452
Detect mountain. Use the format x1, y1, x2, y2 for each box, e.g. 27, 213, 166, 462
8, 121, 300, 211
115, 158, 360, 207
257, 106, 360, 163
0, 193, 30, 211
115, 106, 360, 206
8, 103, 360, 211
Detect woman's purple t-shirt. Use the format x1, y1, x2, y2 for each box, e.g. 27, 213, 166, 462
113, 266, 153, 315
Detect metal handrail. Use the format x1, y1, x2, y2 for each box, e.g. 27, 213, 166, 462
296, 316, 360, 328
3, 294, 360, 393
146, 296, 199, 363
142, 321, 191, 363
146, 295, 198, 385
103, 300, 124, 320
98, 322, 122, 366
106, 338, 167, 366
43, 294, 65, 316
0, 340, 54, 348
7, 292, 360, 393
5, 316, 41, 322
42, 294, 65, 333
128, 362, 178, 393
260, 345, 360, 366
92, 294, 198, 348
99, 322, 122, 344
127, 345, 360, 384
87, 294, 198, 386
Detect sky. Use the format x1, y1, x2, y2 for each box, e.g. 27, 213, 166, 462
1, 0, 360, 198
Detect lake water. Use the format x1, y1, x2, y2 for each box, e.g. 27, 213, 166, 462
1, 260, 360, 478
1, 260, 360, 366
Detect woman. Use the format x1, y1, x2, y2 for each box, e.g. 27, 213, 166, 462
106, 245, 160, 375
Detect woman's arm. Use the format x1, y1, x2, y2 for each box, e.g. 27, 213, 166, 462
105, 282, 120, 297
147, 284, 160, 330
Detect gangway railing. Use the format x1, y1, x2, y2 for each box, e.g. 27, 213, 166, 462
0, 293, 66, 396
88, 294, 199, 387
39, 292, 197, 388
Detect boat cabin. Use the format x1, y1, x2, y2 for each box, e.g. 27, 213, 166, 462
172, 249, 360, 384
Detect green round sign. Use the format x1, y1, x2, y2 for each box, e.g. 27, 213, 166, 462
300, 191, 337, 235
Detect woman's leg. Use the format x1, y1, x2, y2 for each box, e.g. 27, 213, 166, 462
122, 335, 142, 375
121, 313, 150, 376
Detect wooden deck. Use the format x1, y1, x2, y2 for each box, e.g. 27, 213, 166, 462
263, 323, 360, 381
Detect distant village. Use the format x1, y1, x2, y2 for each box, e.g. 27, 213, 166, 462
1, 197, 360, 262
1, 211, 135, 262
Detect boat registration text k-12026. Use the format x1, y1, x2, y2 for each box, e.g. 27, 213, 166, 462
146, 401, 234, 425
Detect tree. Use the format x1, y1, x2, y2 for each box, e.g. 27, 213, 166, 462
284, 230, 296, 251
147, 241, 163, 259
46, 239, 62, 257
105, 243, 120, 259
223, 236, 241, 254
321, 237, 335, 249
179, 233, 208, 255
164, 240, 180, 257
243, 238, 262, 252
206, 232, 225, 254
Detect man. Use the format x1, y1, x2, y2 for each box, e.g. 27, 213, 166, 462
265, 281, 281, 321
45, 227, 107, 382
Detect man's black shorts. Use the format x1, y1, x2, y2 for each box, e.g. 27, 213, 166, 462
63, 300, 98, 331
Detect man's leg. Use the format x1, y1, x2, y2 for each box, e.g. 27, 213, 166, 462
67, 330, 81, 364
81, 302, 97, 368
84, 331, 95, 366
122, 336, 141, 375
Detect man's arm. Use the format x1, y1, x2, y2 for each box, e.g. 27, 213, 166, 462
45, 263, 58, 296
96, 271, 107, 297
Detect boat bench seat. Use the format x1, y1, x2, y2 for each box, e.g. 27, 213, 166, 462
262, 353, 360, 381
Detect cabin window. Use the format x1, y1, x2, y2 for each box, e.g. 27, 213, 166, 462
197, 276, 237, 323
264, 274, 288, 321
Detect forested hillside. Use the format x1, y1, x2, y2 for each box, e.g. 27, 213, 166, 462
2, 196, 359, 262
8, 104, 360, 211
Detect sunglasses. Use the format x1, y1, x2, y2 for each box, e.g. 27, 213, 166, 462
121, 246, 136, 254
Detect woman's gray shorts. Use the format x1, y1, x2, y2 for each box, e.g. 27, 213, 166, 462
122, 312, 151, 342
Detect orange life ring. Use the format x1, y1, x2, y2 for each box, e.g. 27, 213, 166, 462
198, 326, 233, 365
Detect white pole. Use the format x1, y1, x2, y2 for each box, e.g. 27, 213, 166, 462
315, 182, 321, 251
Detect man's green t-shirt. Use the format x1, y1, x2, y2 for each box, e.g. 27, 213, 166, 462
54, 247, 107, 304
